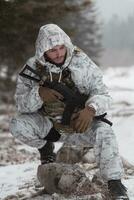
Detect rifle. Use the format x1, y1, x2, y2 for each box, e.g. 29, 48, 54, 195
19, 64, 112, 127
19, 64, 88, 126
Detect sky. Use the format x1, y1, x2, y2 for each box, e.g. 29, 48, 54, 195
95, 0, 134, 22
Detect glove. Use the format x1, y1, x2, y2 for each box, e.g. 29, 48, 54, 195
39, 86, 64, 103
71, 106, 96, 133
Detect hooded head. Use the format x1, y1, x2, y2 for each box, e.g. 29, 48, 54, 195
35, 24, 74, 68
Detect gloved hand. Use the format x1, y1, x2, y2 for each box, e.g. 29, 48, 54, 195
71, 106, 96, 133
39, 86, 64, 103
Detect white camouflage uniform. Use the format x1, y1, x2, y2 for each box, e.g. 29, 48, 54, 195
10, 24, 124, 180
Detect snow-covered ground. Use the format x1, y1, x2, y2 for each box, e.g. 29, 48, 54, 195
103, 66, 134, 199
0, 162, 39, 199
104, 67, 134, 165
0, 66, 134, 199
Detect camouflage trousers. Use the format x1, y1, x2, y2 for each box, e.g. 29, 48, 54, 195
10, 112, 124, 181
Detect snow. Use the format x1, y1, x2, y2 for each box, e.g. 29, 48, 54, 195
103, 66, 134, 165
124, 177, 134, 199
113, 115, 134, 164
1, 65, 134, 199
0, 162, 39, 199
104, 66, 134, 199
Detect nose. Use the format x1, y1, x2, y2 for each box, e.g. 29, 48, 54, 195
56, 49, 62, 57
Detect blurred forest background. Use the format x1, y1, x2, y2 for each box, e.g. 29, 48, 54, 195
101, 14, 134, 67
0, 0, 134, 103
0, 0, 102, 103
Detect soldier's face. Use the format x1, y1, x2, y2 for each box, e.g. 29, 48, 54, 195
45, 45, 67, 64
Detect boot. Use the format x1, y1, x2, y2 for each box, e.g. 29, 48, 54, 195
108, 180, 129, 200
38, 141, 56, 164
44, 127, 61, 142
38, 127, 60, 164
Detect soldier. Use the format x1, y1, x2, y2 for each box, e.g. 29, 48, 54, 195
10, 24, 129, 199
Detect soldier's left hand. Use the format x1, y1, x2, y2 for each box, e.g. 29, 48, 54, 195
71, 106, 96, 133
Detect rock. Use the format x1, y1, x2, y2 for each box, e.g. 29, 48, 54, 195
126, 169, 134, 175
37, 144, 110, 199
82, 148, 96, 163
37, 163, 87, 194
121, 156, 134, 170
37, 163, 108, 199
56, 145, 92, 164
31, 193, 104, 200
52, 193, 104, 200
82, 163, 98, 170
3, 195, 18, 200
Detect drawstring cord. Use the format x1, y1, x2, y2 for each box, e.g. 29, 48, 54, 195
49, 70, 53, 82
58, 71, 62, 82
46, 46, 75, 83
49, 69, 62, 83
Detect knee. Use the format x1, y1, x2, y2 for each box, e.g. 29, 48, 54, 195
9, 116, 28, 139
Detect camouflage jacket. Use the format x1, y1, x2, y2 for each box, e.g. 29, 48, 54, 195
15, 24, 112, 118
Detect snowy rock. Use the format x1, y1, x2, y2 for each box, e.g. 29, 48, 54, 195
126, 169, 134, 175
31, 193, 104, 200
122, 156, 134, 170
83, 148, 96, 163
37, 163, 86, 194
37, 143, 108, 198
56, 145, 93, 164
51, 193, 104, 200
37, 163, 107, 198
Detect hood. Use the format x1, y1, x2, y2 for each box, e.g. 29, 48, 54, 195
35, 24, 74, 69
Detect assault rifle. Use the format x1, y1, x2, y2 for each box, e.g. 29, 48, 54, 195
19, 64, 112, 126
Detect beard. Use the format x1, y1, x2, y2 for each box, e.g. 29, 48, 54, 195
44, 52, 67, 67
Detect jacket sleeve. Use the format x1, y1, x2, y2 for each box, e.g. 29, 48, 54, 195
84, 59, 112, 116
14, 67, 43, 114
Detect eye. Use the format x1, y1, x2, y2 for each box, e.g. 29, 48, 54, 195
49, 49, 56, 53
60, 45, 65, 50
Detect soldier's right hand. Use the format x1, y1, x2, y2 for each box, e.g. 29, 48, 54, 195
39, 86, 64, 103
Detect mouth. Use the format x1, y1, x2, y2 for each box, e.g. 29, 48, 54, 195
54, 57, 64, 63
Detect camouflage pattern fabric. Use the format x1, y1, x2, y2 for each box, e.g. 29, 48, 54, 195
10, 24, 124, 181
10, 114, 124, 180
35, 62, 76, 133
